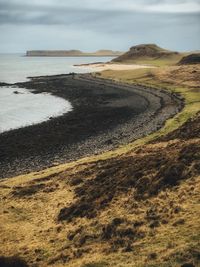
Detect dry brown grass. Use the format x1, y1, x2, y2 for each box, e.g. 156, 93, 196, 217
0, 116, 200, 266
100, 64, 200, 88
0, 64, 200, 267
151, 65, 200, 88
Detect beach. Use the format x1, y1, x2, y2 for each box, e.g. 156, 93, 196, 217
74, 62, 155, 71
0, 73, 183, 178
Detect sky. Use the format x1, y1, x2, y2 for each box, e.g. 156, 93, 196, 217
0, 0, 200, 53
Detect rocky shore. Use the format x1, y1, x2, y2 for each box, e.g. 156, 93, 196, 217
0, 73, 183, 178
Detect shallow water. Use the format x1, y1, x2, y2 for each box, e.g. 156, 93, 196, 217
0, 54, 112, 133
0, 87, 72, 133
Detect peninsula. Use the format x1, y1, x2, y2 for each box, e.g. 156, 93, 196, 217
26, 49, 123, 57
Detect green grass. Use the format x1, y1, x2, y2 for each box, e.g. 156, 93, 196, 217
98, 68, 200, 149
114, 54, 185, 67
7, 66, 200, 182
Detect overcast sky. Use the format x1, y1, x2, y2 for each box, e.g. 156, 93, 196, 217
0, 0, 199, 53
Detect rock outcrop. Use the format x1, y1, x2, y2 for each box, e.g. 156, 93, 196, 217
113, 44, 179, 62
178, 53, 200, 65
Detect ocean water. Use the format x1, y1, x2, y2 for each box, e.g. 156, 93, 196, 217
0, 87, 72, 133
0, 54, 113, 132
0, 54, 112, 83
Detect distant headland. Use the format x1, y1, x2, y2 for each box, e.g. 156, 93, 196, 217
26, 49, 123, 57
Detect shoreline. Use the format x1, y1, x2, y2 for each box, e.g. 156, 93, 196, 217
0, 73, 183, 178
0, 87, 72, 134
73, 62, 155, 71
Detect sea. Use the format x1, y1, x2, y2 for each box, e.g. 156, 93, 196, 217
0, 54, 113, 133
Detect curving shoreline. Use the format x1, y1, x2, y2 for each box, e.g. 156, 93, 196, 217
0, 73, 183, 178
0, 87, 72, 133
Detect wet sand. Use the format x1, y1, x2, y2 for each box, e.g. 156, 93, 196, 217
0, 73, 183, 178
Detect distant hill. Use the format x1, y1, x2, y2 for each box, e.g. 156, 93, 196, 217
112, 44, 180, 64
26, 50, 123, 57
178, 53, 200, 65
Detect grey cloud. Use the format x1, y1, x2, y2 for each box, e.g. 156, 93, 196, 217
0, 7, 124, 26
1, 0, 200, 18
0, 0, 199, 53
1, 0, 199, 26
0, 1, 125, 25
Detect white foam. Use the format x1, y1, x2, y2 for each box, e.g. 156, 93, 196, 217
0, 87, 72, 133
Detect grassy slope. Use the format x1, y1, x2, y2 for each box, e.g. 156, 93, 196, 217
111, 43, 191, 67
98, 65, 200, 151
0, 64, 200, 267
113, 54, 183, 66
102, 65, 200, 126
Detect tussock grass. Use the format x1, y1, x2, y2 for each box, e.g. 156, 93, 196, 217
0, 64, 199, 267
4, 65, 199, 183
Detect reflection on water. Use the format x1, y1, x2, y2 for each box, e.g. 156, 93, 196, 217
0, 87, 72, 133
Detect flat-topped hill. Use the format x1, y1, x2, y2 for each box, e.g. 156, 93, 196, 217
112, 44, 179, 64
178, 53, 200, 65
26, 50, 123, 57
